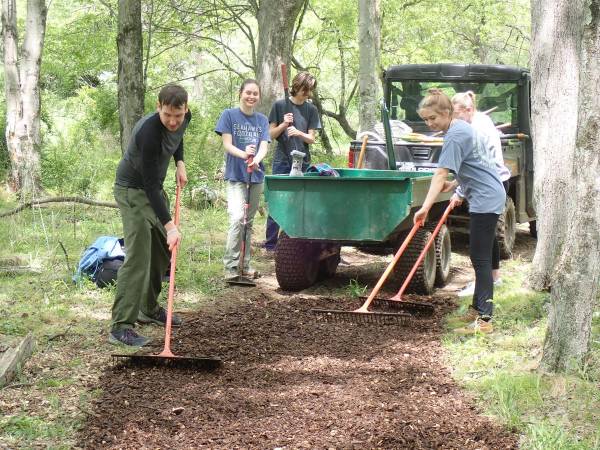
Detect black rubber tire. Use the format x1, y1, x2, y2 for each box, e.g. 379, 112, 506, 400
433, 224, 451, 287
275, 233, 319, 291
317, 246, 341, 280
497, 196, 516, 260
393, 228, 437, 295
529, 220, 537, 238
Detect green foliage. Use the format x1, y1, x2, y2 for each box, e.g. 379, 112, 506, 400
345, 279, 368, 298
0, 414, 70, 442
479, 373, 545, 430
522, 421, 600, 450
43, 3, 117, 97
41, 89, 121, 199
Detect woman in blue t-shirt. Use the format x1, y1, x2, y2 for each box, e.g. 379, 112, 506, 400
215, 79, 270, 279
413, 88, 506, 334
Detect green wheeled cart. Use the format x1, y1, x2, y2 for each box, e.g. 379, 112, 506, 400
264, 168, 453, 292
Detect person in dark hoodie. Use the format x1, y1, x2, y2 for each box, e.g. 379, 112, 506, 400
109, 84, 190, 347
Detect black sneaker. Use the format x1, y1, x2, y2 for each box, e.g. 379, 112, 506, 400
137, 307, 182, 327
108, 329, 152, 347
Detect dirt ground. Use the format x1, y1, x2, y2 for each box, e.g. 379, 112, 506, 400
75, 229, 538, 449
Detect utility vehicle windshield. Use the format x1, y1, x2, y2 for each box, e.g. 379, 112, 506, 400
388, 80, 519, 133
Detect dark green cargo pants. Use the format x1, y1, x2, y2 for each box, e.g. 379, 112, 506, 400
111, 185, 170, 331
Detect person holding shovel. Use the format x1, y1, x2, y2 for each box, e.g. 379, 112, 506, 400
263, 71, 321, 252
413, 88, 506, 334
215, 79, 270, 280
452, 91, 511, 297
109, 84, 189, 347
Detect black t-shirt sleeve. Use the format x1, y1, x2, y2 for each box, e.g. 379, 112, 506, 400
136, 119, 171, 224
268, 100, 282, 124
173, 140, 184, 163
173, 110, 191, 162
308, 103, 321, 130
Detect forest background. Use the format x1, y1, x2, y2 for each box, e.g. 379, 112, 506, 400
3, 0, 600, 449
0, 0, 531, 200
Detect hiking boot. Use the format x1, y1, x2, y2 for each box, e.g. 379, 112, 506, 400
455, 307, 480, 323
453, 317, 494, 335
108, 329, 152, 347
137, 307, 182, 327
244, 267, 261, 279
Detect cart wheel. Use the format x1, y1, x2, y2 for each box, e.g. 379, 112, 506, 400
318, 246, 341, 280
394, 228, 437, 295
434, 224, 451, 287
497, 197, 516, 259
275, 233, 319, 291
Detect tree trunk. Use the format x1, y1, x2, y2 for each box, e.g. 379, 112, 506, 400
2, 0, 47, 199
255, 0, 305, 116
529, 0, 581, 290
358, 0, 381, 133
531, 0, 600, 372
117, 0, 144, 154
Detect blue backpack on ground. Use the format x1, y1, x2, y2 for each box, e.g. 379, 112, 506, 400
73, 236, 125, 287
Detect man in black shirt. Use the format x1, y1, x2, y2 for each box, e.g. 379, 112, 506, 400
109, 84, 190, 347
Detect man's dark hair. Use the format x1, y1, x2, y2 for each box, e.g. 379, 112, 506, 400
290, 72, 317, 96
158, 84, 188, 107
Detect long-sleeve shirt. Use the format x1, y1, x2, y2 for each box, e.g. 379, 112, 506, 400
115, 111, 191, 224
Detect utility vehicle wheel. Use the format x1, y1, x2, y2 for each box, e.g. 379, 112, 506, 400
434, 224, 451, 287
529, 220, 537, 238
275, 233, 319, 291
318, 246, 341, 280
497, 196, 516, 259
394, 228, 437, 295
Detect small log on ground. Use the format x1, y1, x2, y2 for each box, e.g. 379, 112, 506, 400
0, 334, 35, 387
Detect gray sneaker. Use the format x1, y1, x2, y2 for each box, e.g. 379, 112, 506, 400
137, 307, 182, 327
108, 329, 152, 347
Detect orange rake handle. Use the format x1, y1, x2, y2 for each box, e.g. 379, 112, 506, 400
354, 220, 423, 313
390, 202, 455, 301
158, 184, 182, 358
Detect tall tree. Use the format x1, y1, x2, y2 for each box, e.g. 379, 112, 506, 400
530, 0, 600, 372
254, 0, 306, 115
1, 0, 48, 198
357, 0, 381, 133
117, 0, 144, 154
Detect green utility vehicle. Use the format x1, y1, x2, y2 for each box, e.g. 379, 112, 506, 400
264, 169, 452, 292
349, 64, 536, 258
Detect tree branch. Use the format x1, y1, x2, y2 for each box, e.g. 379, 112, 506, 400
0, 197, 118, 218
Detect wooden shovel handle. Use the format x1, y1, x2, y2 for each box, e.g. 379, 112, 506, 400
357, 135, 368, 169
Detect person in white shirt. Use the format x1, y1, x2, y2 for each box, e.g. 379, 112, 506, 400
451, 91, 511, 296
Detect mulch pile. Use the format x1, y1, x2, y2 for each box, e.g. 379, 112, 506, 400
77, 290, 518, 449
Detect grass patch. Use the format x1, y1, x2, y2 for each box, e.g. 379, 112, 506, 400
444, 257, 600, 448
0, 195, 269, 448
0, 414, 72, 448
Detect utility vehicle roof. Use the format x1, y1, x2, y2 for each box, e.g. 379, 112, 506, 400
384, 64, 529, 82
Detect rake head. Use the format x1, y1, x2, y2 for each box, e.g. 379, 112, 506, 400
226, 275, 256, 287
111, 353, 223, 371
363, 297, 435, 317
311, 308, 412, 326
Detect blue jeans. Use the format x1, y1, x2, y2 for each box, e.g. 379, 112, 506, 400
265, 160, 291, 250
